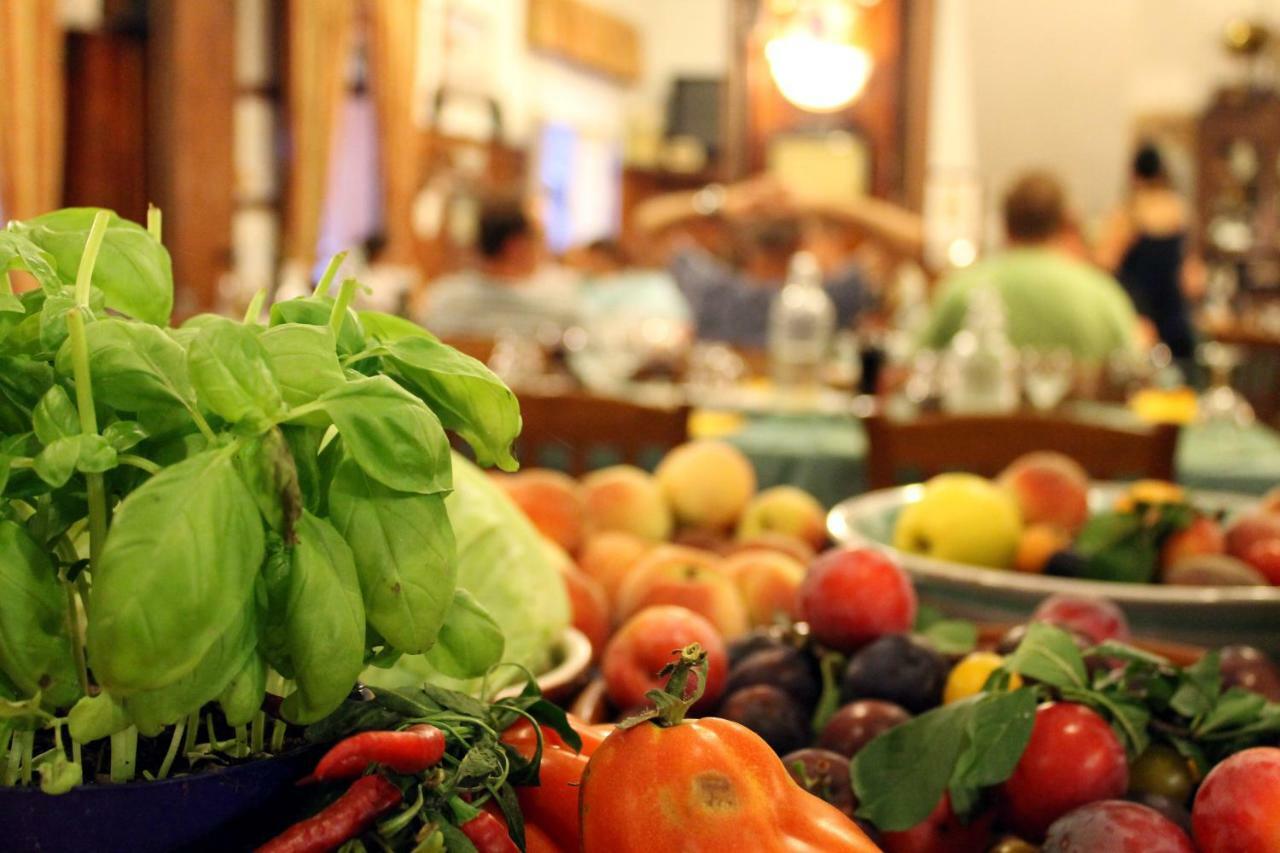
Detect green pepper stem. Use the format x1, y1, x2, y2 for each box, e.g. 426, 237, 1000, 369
620, 643, 709, 730
314, 250, 348, 297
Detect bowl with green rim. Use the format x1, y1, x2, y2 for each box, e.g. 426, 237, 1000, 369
827, 483, 1280, 653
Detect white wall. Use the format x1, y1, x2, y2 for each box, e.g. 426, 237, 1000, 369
959, 0, 1278, 224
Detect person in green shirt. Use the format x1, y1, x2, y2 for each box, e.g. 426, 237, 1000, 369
919, 171, 1139, 364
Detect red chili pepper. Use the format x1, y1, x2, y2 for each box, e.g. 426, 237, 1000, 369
256, 774, 402, 853
305, 723, 446, 782
459, 809, 520, 853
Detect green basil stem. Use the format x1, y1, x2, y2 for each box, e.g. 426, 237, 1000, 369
270, 717, 286, 753
243, 288, 267, 324
74, 210, 111, 306
0, 729, 15, 786
234, 724, 249, 758
109, 727, 138, 782
314, 250, 348, 297
119, 454, 162, 475
61, 580, 90, 695
328, 277, 359, 337
183, 712, 200, 754
156, 716, 186, 779
250, 710, 265, 754
2, 269, 12, 296
67, 310, 108, 572
16, 730, 34, 785
147, 205, 162, 241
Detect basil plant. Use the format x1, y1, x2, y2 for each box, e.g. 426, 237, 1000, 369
0, 208, 522, 791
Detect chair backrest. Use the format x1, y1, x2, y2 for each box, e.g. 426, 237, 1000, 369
516, 391, 690, 475
864, 412, 1180, 489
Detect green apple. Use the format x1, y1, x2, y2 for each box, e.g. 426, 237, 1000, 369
893, 473, 1023, 569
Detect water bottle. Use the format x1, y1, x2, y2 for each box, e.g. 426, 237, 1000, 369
769, 251, 835, 395
940, 284, 1019, 413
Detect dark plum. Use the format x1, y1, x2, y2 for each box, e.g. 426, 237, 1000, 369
727, 628, 787, 668
1126, 792, 1192, 835
1043, 549, 1087, 578
840, 634, 948, 713
818, 699, 911, 758
781, 748, 856, 818
1043, 800, 1194, 852
726, 646, 821, 709
1218, 644, 1280, 701
718, 685, 809, 755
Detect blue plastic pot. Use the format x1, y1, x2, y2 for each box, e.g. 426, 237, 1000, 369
1, 744, 324, 852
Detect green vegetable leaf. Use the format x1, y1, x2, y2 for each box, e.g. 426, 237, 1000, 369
1003, 623, 1088, 689
320, 375, 452, 495
32, 386, 79, 444
87, 447, 265, 693
328, 458, 456, 654
919, 619, 978, 656
74, 434, 117, 474
235, 428, 302, 541
58, 318, 194, 412
33, 436, 80, 487
1171, 652, 1221, 719
0, 520, 81, 709
269, 296, 365, 355
103, 420, 147, 452
16, 208, 173, 324
1197, 688, 1268, 738
379, 335, 521, 471
279, 511, 367, 724
67, 693, 131, 743
186, 316, 285, 428
948, 688, 1037, 815
218, 652, 266, 727
34, 747, 83, 794
424, 589, 505, 679
0, 230, 61, 291
38, 286, 104, 354
359, 310, 435, 342
259, 323, 347, 415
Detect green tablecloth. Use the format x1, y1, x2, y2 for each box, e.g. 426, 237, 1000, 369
723, 412, 1280, 508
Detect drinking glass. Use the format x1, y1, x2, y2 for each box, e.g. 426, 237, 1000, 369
1198, 342, 1255, 427
1021, 347, 1073, 411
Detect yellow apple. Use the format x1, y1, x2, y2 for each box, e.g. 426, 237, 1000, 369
893, 473, 1023, 569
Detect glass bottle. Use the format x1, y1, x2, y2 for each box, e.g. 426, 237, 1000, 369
940, 284, 1019, 413
769, 251, 835, 396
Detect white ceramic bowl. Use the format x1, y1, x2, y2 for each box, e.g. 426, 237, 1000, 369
828, 484, 1280, 653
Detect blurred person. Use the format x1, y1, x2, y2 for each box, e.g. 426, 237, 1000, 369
918, 171, 1138, 364
1094, 142, 1201, 361
632, 177, 873, 348
418, 194, 578, 338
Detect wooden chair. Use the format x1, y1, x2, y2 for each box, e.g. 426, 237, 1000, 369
515, 391, 690, 476
864, 411, 1180, 489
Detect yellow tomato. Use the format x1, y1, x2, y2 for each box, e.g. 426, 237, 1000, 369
1115, 479, 1186, 512
944, 651, 1023, 704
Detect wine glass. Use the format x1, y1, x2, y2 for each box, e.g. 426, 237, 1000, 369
1021, 347, 1074, 411
1198, 342, 1255, 426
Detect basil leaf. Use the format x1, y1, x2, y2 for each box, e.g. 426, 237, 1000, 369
1004, 623, 1088, 689
1170, 652, 1221, 719
0, 356, 55, 417
0, 454, 10, 497
380, 336, 521, 472
58, 318, 194, 412
219, 652, 266, 727
17, 208, 173, 324
33, 386, 79, 444
269, 297, 365, 355
87, 447, 265, 693
424, 589, 505, 679
279, 511, 367, 724
259, 323, 346, 414
186, 316, 285, 428
320, 376, 451, 495
103, 420, 147, 452
0, 230, 60, 291
235, 428, 302, 540
328, 458, 456, 654
919, 619, 977, 656
33, 436, 80, 487
0, 521, 81, 709
74, 434, 118, 474
67, 693, 131, 743
38, 287, 103, 354
359, 309, 434, 342
1197, 688, 1268, 737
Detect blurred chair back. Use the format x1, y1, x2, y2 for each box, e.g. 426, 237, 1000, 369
516, 391, 690, 475
864, 412, 1180, 488
439, 335, 495, 365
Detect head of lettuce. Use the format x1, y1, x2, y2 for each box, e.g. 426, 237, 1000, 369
360, 453, 572, 694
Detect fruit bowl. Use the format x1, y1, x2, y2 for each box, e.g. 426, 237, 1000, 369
828, 484, 1280, 652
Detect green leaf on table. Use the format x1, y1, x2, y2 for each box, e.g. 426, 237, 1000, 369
1089, 641, 1170, 669
1004, 623, 1088, 689
1061, 684, 1151, 757
15, 208, 173, 324
919, 619, 978, 656
186, 316, 285, 428
57, 318, 194, 412
1170, 652, 1221, 719
424, 589, 505, 679
379, 335, 521, 471
0, 520, 81, 710
279, 511, 367, 725
1196, 688, 1268, 738
33, 386, 80, 444
328, 458, 456, 654
87, 447, 265, 694
948, 688, 1037, 815
259, 323, 346, 415
320, 375, 451, 495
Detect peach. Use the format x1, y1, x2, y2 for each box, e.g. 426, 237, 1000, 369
580, 465, 673, 542
729, 532, 817, 566
735, 486, 828, 550
1161, 515, 1225, 569
654, 440, 757, 531
1226, 513, 1280, 584
496, 469, 585, 554
721, 550, 806, 627
1014, 523, 1071, 574
1260, 486, 1280, 516
998, 451, 1090, 536
577, 531, 653, 606
558, 563, 611, 663
615, 545, 748, 638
